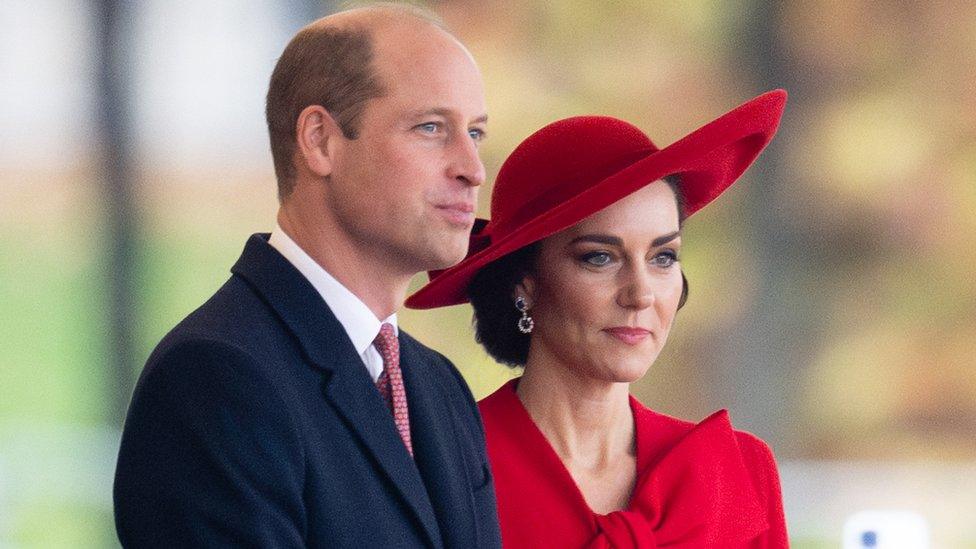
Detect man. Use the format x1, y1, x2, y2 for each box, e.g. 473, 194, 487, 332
113, 4, 500, 548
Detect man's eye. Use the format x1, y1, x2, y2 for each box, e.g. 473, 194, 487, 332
581, 252, 612, 266
417, 122, 440, 133
468, 128, 486, 141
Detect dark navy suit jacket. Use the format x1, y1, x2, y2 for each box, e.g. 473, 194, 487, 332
114, 234, 501, 548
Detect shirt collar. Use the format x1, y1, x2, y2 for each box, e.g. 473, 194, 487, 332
268, 225, 397, 356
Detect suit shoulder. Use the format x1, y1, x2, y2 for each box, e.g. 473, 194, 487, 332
189, 275, 264, 323
128, 331, 306, 455
116, 328, 307, 547
140, 285, 288, 409
138, 335, 270, 404
148, 333, 253, 368
149, 275, 279, 362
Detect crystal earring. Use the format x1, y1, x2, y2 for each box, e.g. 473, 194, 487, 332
515, 296, 534, 334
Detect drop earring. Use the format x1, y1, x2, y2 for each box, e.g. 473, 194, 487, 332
515, 296, 534, 334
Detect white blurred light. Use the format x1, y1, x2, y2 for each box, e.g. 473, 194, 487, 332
0, 1, 95, 168
842, 510, 930, 548
130, 0, 293, 172
0, 0, 301, 174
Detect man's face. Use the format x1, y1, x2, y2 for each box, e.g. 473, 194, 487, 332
325, 22, 487, 274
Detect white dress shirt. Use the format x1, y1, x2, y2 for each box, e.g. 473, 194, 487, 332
268, 226, 396, 382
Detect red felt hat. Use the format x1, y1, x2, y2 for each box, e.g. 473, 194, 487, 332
406, 89, 787, 309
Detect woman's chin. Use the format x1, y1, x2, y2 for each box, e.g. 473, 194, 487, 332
595, 360, 654, 385
596, 350, 660, 383
618, 369, 652, 384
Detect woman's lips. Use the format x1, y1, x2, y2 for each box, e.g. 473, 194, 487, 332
603, 327, 652, 345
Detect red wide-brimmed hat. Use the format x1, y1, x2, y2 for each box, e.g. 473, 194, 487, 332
406, 89, 787, 309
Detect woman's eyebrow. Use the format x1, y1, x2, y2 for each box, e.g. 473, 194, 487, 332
568, 234, 622, 246
568, 231, 680, 247
652, 231, 681, 247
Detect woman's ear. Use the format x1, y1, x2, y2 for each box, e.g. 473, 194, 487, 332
514, 274, 537, 307
295, 104, 344, 178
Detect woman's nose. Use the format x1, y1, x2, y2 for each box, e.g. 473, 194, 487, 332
616, 266, 655, 310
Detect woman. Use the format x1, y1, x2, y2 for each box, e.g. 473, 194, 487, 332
407, 90, 789, 548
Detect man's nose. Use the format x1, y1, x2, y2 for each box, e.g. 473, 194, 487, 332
448, 132, 486, 187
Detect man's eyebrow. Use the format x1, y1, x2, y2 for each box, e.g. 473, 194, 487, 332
407, 108, 488, 124
568, 231, 681, 247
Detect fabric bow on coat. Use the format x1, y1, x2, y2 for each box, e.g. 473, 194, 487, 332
586, 411, 768, 548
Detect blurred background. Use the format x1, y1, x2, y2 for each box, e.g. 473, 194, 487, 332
1, 0, 974, 547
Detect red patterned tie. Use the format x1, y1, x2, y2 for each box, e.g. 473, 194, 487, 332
373, 323, 413, 456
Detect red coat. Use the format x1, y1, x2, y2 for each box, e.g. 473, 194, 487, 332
479, 380, 789, 548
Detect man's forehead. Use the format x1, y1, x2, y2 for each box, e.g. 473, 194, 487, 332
371, 28, 483, 99
373, 18, 467, 60
376, 64, 486, 118
313, 7, 485, 122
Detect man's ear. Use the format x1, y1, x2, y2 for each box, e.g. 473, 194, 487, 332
295, 105, 344, 178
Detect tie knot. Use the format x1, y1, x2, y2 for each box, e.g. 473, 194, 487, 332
374, 323, 399, 366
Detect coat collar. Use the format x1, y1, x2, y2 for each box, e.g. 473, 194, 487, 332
231, 234, 443, 548
231, 233, 349, 371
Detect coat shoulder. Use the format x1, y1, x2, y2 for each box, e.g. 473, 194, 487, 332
153, 275, 276, 356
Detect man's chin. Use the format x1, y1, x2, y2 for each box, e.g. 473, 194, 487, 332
424, 240, 470, 271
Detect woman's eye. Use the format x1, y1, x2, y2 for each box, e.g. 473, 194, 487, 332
652, 250, 678, 268
581, 252, 612, 266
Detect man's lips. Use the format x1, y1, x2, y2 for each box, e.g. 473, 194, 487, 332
434, 202, 476, 226
603, 327, 652, 345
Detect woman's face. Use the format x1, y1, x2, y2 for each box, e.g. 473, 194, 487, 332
520, 180, 683, 384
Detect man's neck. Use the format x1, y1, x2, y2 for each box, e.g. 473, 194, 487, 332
276, 208, 410, 320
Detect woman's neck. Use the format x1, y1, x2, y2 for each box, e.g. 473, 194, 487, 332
516, 358, 635, 470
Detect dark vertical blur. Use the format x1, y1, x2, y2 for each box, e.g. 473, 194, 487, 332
725, 0, 810, 453
94, 0, 139, 426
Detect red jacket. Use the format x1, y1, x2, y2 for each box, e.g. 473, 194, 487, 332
479, 379, 789, 548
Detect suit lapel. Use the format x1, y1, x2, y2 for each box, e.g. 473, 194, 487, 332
231, 234, 442, 548
321, 361, 442, 548
400, 335, 478, 548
